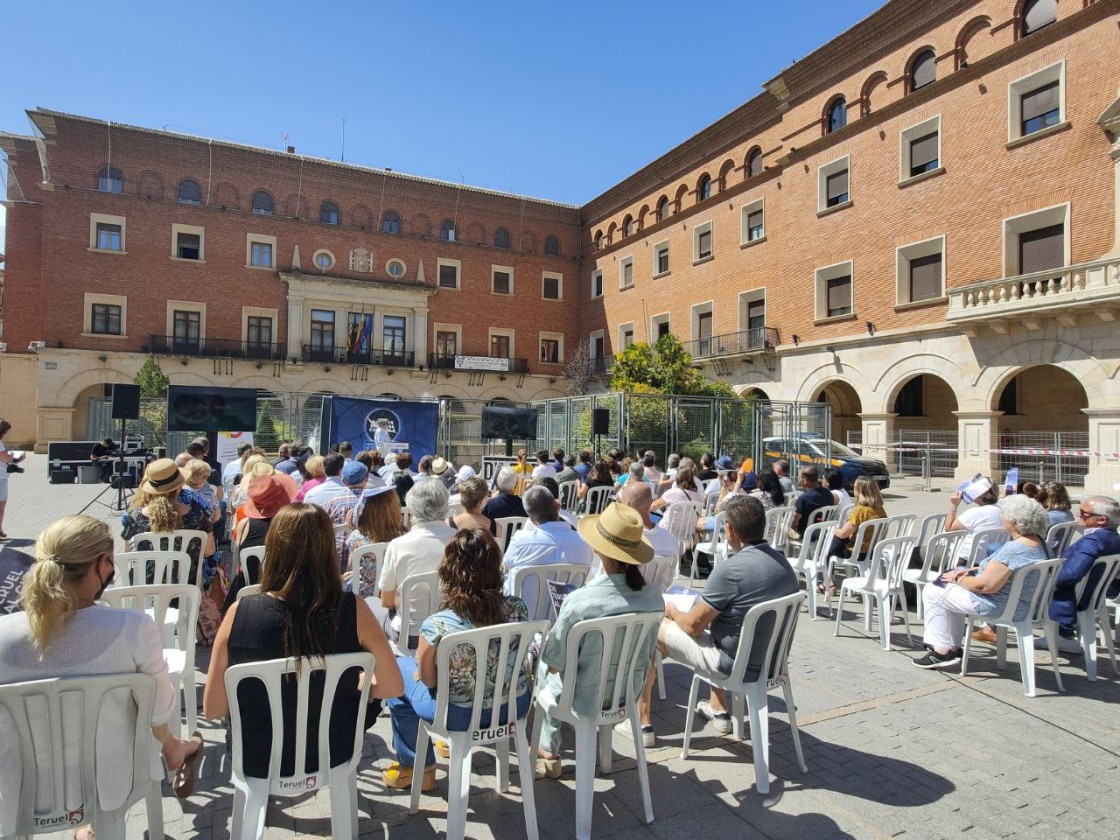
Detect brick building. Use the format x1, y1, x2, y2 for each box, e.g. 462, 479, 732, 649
2, 0, 1120, 492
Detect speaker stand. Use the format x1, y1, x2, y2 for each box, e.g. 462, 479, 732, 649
78, 418, 134, 516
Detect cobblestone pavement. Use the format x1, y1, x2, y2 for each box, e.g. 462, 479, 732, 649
6, 458, 1118, 840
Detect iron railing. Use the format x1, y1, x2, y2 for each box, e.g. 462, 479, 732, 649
148, 334, 285, 360
683, 326, 779, 359
591, 354, 615, 375
427, 353, 529, 374
302, 345, 415, 367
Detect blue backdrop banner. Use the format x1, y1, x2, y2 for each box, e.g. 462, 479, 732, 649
321, 397, 439, 459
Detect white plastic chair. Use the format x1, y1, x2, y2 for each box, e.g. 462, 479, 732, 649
236, 583, 262, 601
825, 517, 891, 588
964, 527, 1010, 567
902, 530, 966, 619
129, 529, 209, 587
531, 612, 662, 840
764, 506, 796, 554
786, 521, 836, 620
401, 508, 413, 531
495, 516, 529, 554
1047, 520, 1081, 557
583, 485, 612, 517
0, 673, 164, 840
913, 513, 948, 557
510, 563, 591, 622
960, 557, 1065, 697
396, 570, 442, 652
239, 546, 266, 585
333, 522, 350, 543
1068, 554, 1120, 680
883, 513, 917, 539
100, 583, 200, 738
224, 652, 375, 840
691, 511, 727, 585
557, 480, 580, 512
113, 550, 190, 587
833, 535, 917, 650
641, 555, 680, 700
409, 620, 550, 840
349, 542, 388, 599
660, 501, 700, 563
678, 591, 807, 795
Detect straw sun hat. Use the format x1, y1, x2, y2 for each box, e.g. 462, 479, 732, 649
577, 503, 653, 566
140, 458, 187, 495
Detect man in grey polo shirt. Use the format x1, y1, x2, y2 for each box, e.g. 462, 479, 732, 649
660, 494, 798, 733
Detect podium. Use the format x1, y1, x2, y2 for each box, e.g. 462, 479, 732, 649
381, 441, 409, 459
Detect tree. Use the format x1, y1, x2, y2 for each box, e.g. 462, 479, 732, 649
134, 353, 170, 398
256, 401, 280, 453
562, 338, 597, 396
610, 334, 736, 398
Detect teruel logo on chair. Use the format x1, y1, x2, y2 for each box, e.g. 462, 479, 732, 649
599, 706, 627, 724
278, 775, 318, 792
472, 721, 516, 743
34, 807, 85, 828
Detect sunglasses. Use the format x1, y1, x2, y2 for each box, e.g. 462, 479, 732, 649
1078, 509, 1100, 520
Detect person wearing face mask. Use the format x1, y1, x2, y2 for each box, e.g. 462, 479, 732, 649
0, 515, 204, 837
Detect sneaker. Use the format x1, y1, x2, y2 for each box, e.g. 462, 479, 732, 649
695, 700, 732, 734
1034, 634, 1083, 655
912, 649, 962, 669
614, 720, 655, 748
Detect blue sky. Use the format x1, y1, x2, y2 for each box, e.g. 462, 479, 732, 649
1, 0, 886, 249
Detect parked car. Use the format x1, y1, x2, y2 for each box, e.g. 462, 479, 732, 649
762, 434, 890, 491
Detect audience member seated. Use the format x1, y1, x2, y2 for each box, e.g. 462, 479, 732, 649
946, 479, 1002, 565
650, 465, 704, 515
758, 470, 786, 508
824, 476, 887, 593
640, 451, 662, 486
576, 459, 615, 506
338, 441, 354, 466
295, 455, 327, 502
0, 516, 203, 837
453, 475, 493, 532
326, 463, 370, 554
502, 486, 593, 589
555, 454, 579, 486
414, 455, 437, 484
204, 504, 403, 778
364, 450, 386, 486
659, 496, 798, 735
825, 469, 851, 506
383, 529, 530, 790
696, 452, 718, 482
432, 457, 457, 491
574, 449, 593, 484
222, 441, 254, 495
394, 471, 415, 506
772, 459, 796, 495
658, 453, 681, 495
273, 443, 300, 476
513, 449, 533, 495
530, 477, 578, 528
344, 486, 404, 596
1041, 495, 1120, 654
185, 458, 224, 560
375, 480, 457, 640
788, 466, 833, 540
302, 453, 350, 510
535, 504, 663, 777
226, 475, 296, 603
617, 460, 644, 488
482, 467, 527, 534
551, 448, 566, 472
1040, 482, 1075, 528
914, 495, 1050, 669
90, 436, 118, 482
378, 452, 402, 481
531, 449, 557, 482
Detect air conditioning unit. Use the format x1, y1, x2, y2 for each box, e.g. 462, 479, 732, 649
28, 340, 46, 352
0, 343, 7, 352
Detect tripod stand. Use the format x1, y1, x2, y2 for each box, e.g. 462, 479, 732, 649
78, 418, 134, 516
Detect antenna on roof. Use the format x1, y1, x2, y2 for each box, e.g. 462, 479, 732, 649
340, 118, 346, 162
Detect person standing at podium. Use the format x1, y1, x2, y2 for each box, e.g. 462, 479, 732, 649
374, 418, 392, 458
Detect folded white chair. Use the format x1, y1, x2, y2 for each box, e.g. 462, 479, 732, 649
236, 583, 262, 601
1046, 520, 1081, 558
495, 516, 529, 554
238, 546, 266, 585
582, 485, 612, 517
395, 570, 442, 654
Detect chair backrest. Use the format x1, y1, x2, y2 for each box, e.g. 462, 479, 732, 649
642, 555, 678, 591
922, 530, 967, 577
869, 535, 919, 590
401, 508, 413, 530
703, 493, 720, 516
725, 591, 804, 689
884, 514, 917, 539
557, 480, 580, 512
237, 584, 262, 601
1047, 520, 1081, 557
100, 584, 200, 660
847, 517, 891, 561
584, 486, 612, 516
701, 510, 727, 559
1075, 553, 1120, 613
129, 529, 209, 586
661, 502, 700, 543
966, 528, 1010, 567
511, 563, 591, 621
397, 570, 442, 646
113, 550, 189, 587
333, 522, 350, 542
239, 546, 266, 585
224, 653, 375, 795
789, 521, 835, 571
763, 506, 795, 552
915, 513, 948, 551
428, 620, 550, 743
0, 672, 156, 836
349, 542, 388, 599
447, 502, 464, 519
495, 516, 529, 553
835, 502, 854, 525
805, 505, 837, 528
550, 612, 663, 724
994, 557, 1064, 624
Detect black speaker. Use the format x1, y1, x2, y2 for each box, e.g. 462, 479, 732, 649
111, 384, 141, 420
592, 408, 610, 436
51, 470, 76, 485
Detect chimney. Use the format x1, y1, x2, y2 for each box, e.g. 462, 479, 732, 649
286, 145, 296, 154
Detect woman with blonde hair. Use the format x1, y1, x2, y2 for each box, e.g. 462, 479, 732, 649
186, 458, 223, 560
0, 516, 203, 835
824, 476, 887, 593
295, 454, 327, 503
512, 448, 532, 495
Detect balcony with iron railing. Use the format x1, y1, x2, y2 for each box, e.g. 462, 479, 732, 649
946, 257, 1120, 326
591, 354, 615, 376
428, 353, 529, 374
683, 326, 780, 359
148, 334, 286, 360
302, 345, 415, 367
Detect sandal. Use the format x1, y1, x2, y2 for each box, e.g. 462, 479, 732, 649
382, 761, 436, 791
434, 738, 451, 759
172, 732, 205, 799
534, 754, 562, 780
815, 582, 827, 595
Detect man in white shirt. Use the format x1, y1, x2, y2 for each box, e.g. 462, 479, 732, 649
503, 486, 593, 592
302, 453, 351, 510
530, 449, 557, 483
376, 480, 457, 640
373, 418, 392, 457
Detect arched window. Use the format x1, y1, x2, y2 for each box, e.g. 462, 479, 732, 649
826, 97, 847, 133
1021, 0, 1056, 36
593, 231, 603, 251
544, 234, 561, 256
252, 190, 273, 216
657, 196, 670, 220
909, 49, 937, 92
97, 165, 123, 193
697, 175, 712, 201
381, 210, 401, 234
440, 219, 457, 242
177, 179, 201, 205
746, 148, 763, 178
623, 215, 635, 237
319, 201, 340, 225
494, 227, 512, 249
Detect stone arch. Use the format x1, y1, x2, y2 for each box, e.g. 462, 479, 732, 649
740, 386, 771, 401
56, 367, 136, 410
636, 205, 650, 230
466, 221, 487, 245
138, 170, 164, 201
988, 365, 1090, 444
429, 382, 472, 401
972, 339, 1114, 413
527, 387, 565, 401
284, 193, 310, 220
796, 364, 874, 406
291, 377, 358, 395
955, 15, 992, 69
362, 383, 416, 399
872, 352, 970, 408
411, 213, 433, 238
860, 71, 889, 116
888, 373, 959, 431
674, 184, 689, 211
718, 159, 736, 191
606, 222, 617, 244
904, 45, 939, 94
351, 204, 375, 229
211, 181, 240, 210
476, 386, 520, 403
813, 379, 864, 442
823, 94, 848, 134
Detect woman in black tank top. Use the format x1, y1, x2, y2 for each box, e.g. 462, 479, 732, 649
203, 503, 403, 778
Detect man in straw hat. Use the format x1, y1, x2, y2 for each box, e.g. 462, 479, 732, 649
534, 503, 665, 778
659, 495, 798, 734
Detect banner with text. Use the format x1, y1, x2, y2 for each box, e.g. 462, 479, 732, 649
216, 431, 254, 468
321, 397, 438, 460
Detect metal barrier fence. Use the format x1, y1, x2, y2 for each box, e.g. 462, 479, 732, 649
847, 431, 960, 479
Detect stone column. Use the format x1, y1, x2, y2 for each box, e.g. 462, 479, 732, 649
286, 299, 303, 360
954, 410, 1003, 484
858, 412, 897, 467
1081, 408, 1120, 496
412, 307, 428, 365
